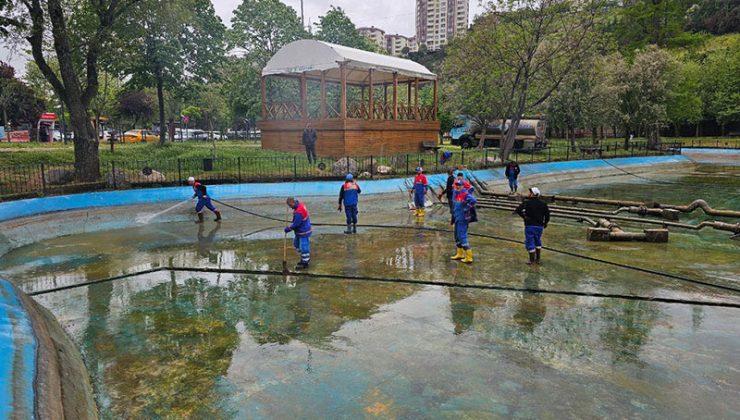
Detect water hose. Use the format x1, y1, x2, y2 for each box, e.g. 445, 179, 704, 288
211, 199, 740, 295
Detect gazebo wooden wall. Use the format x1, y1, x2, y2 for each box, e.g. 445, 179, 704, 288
259, 64, 440, 157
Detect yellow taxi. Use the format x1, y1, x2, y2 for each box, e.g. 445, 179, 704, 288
121, 129, 159, 143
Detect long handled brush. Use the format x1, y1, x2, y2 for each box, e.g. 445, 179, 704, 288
282, 206, 289, 275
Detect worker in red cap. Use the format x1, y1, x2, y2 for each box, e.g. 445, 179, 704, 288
188, 176, 222, 223
450, 179, 478, 263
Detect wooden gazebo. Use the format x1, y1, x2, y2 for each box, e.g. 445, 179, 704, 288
259, 40, 440, 156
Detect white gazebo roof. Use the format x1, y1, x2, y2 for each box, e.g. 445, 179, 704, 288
262, 40, 436, 83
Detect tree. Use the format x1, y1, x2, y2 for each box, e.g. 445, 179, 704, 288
686, 0, 740, 36
314, 6, 379, 52
700, 36, 740, 135
444, 1, 601, 159
0, 61, 45, 134
228, 0, 307, 68
615, 46, 676, 147
611, 0, 704, 52
665, 59, 702, 135
112, 0, 225, 144
1, 0, 140, 180
117, 90, 154, 129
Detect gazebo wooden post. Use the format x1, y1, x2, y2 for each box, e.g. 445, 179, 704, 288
340, 63, 347, 120
407, 81, 412, 105
368, 69, 374, 120
433, 79, 438, 119
384, 84, 388, 119
300, 72, 308, 120
320, 71, 327, 119
414, 78, 419, 120
392, 72, 398, 120
260, 76, 267, 119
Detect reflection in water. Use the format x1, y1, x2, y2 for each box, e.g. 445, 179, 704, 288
197, 223, 221, 259
512, 271, 546, 334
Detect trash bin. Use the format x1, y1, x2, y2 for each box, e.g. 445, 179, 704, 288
203, 158, 213, 171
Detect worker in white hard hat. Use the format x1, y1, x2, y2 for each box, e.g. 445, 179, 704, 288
188, 176, 222, 223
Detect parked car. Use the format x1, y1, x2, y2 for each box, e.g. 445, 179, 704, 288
52, 130, 74, 142
121, 129, 159, 143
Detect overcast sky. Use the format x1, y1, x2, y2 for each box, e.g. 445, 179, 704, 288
2, 0, 488, 75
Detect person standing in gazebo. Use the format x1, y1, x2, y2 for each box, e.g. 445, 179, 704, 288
301, 122, 317, 164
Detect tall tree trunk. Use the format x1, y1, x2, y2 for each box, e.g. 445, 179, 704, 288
623, 124, 630, 149
156, 69, 166, 145
69, 98, 99, 179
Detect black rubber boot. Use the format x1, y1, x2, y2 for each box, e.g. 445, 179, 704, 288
352, 224, 357, 234
535, 249, 541, 262
526, 252, 536, 265
344, 224, 352, 234
295, 261, 309, 270
214, 211, 222, 222
195, 213, 204, 224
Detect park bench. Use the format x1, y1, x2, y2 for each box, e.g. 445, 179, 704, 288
579, 145, 603, 156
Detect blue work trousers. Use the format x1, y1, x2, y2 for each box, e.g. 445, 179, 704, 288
294, 236, 311, 263
344, 204, 358, 225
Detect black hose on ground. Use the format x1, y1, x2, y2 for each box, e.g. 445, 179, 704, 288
212, 199, 740, 295
26, 265, 740, 309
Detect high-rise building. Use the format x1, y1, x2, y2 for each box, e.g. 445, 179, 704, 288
357, 26, 386, 50
416, 0, 469, 51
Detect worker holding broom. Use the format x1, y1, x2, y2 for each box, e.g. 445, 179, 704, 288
285, 197, 313, 270
413, 167, 429, 217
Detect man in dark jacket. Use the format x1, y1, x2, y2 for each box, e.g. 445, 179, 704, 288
505, 161, 521, 193
515, 187, 550, 265
301, 123, 317, 164
338, 173, 361, 234
438, 169, 456, 214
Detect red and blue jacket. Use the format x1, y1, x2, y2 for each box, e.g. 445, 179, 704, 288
192, 181, 208, 199
289, 200, 313, 236
452, 189, 478, 224
413, 174, 429, 193
339, 181, 361, 206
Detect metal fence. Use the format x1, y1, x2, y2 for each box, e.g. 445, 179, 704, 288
0, 141, 682, 201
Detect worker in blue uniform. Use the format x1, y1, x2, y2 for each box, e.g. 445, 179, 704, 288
450, 179, 478, 263
338, 173, 361, 234
413, 167, 429, 217
285, 197, 313, 270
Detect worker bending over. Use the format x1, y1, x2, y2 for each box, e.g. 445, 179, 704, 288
338, 173, 361, 234
188, 176, 222, 223
285, 197, 313, 270
450, 180, 478, 264
515, 187, 550, 265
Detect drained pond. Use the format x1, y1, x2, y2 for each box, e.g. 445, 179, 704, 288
1, 163, 738, 418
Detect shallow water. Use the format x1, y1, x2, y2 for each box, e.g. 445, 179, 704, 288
1, 165, 739, 418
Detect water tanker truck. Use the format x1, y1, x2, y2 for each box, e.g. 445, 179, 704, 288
449, 116, 548, 150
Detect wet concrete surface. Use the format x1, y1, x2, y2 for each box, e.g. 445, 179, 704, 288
1, 166, 739, 418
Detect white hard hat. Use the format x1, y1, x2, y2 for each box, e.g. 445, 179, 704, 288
187, 176, 195, 183
530, 187, 541, 196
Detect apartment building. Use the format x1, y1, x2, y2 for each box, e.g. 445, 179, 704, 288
416, 0, 469, 51
385, 34, 419, 56
358, 26, 386, 50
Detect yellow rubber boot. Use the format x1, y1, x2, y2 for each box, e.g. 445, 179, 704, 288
419, 208, 425, 217
450, 248, 465, 260
462, 249, 473, 264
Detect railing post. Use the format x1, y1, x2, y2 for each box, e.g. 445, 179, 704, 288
461, 150, 465, 166
293, 156, 298, 180
435, 149, 439, 172
111, 161, 117, 190
565, 147, 568, 161
406, 154, 409, 176
484, 148, 489, 168
547, 147, 551, 162
370, 155, 374, 180
237, 157, 242, 183
177, 159, 182, 185
40, 163, 46, 195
